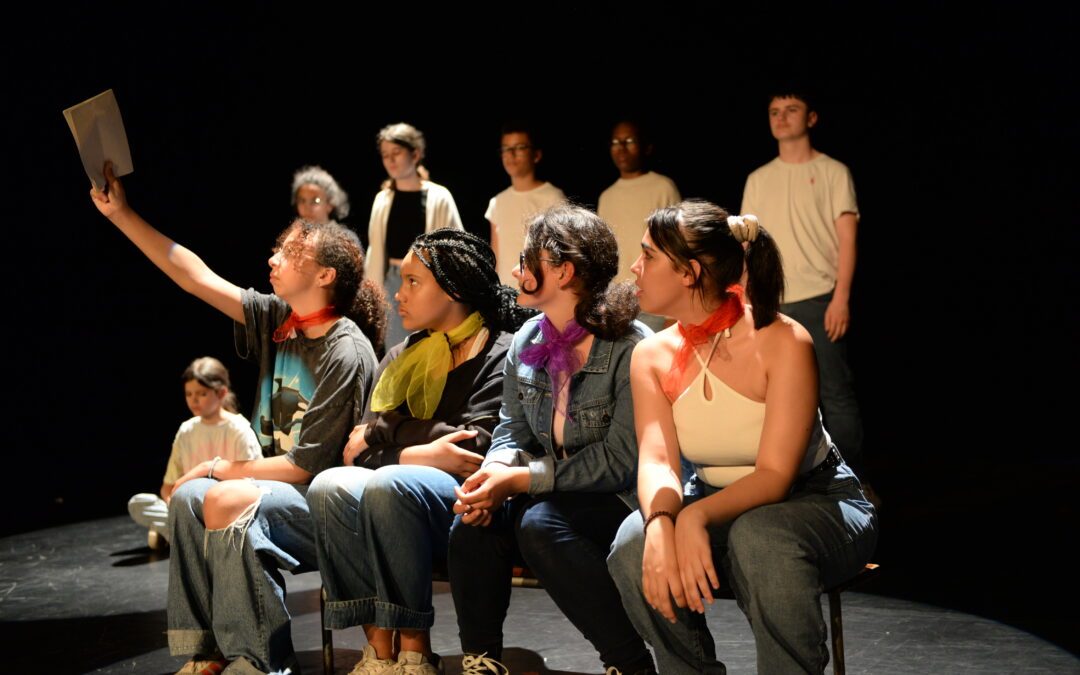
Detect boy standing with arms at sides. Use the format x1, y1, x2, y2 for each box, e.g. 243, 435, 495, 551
597, 119, 680, 331
741, 90, 871, 492
487, 122, 565, 285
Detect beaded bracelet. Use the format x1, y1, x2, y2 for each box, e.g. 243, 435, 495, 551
643, 510, 676, 532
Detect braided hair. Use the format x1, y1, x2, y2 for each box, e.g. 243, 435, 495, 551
409, 229, 535, 333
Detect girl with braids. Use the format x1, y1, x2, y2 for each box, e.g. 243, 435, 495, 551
89, 162, 382, 675
307, 229, 532, 675
449, 205, 657, 675
607, 200, 877, 674
367, 122, 464, 349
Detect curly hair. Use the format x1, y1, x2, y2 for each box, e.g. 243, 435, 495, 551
409, 229, 535, 334
646, 200, 784, 329
279, 220, 389, 353
290, 165, 350, 220
519, 205, 639, 341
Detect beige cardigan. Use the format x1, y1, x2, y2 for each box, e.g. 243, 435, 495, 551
365, 180, 463, 287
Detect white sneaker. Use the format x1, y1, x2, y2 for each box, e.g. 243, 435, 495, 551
348, 644, 398, 675
461, 652, 509, 675
148, 530, 169, 550
395, 650, 443, 674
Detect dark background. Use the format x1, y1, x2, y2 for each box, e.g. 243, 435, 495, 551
3, 1, 1077, 657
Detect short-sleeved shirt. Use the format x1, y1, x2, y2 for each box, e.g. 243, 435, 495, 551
485, 182, 566, 285
162, 411, 263, 484
234, 289, 377, 475
741, 154, 859, 303
597, 172, 682, 282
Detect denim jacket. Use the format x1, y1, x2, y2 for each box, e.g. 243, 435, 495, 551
485, 314, 652, 510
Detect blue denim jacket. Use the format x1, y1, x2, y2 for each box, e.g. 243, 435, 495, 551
485, 314, 652, 510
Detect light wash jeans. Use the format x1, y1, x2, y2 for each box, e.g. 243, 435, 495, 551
384, 263, 408, 350
307, 464, 460, 630
167, 477, 317, 675
607, 462, 878, 675
129, 492, 169, 535
782, 292, 864, 467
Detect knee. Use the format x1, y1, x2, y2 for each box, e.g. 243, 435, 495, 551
514, 503, 555, 559
308, 467, 370, 520
727, 511, 810, 587
607, 512, 645, 589
204, 481, 262, 530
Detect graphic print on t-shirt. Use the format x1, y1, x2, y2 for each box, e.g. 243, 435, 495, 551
256, 351, 314, 455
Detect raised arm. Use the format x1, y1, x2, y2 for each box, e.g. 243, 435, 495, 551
89, 162, 245, 323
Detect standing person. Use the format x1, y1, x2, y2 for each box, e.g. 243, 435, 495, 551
90, 162, 381, 675
291, 164, 351, 224
449, 206, 657, 675
308, 229, 533, 675
486, 122, 565, 285
367, 122, 463, 349
597, 119, 681, 333
741, 90, 867, 480
607, 200, 877, 674
128, 357, 263, 551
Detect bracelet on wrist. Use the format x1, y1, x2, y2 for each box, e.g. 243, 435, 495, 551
643, 510, 676, 532
207, 456, 222, 480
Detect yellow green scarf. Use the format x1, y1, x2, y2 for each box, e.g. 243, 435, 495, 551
370, 311, 485, 419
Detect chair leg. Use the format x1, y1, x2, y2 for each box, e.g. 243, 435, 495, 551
322, 586, 334, 675
828, 589, 845, 675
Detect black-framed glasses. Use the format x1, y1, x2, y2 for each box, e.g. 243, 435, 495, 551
519, 251, 559, 271
500, 143, 533, 156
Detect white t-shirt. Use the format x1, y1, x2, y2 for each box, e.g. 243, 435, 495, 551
162, 410, 263, 484
741, 153, 859, 303
597, 172, 681, 281
486, 182, 566, 285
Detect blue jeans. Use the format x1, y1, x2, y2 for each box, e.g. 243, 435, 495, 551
782, 293, 864, 466
449, 492, 655, 673
167, 478, 316, 675
384, 264, 408, 350
307, 465, 460, 630
607, 463, 878, 675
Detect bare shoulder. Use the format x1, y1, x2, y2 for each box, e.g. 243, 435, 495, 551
756, 313, 815, 363
632, 325, 679, 370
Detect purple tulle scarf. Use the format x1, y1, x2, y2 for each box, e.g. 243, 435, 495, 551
520, 316, 589, 415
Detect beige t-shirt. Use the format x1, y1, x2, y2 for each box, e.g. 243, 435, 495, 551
162, 410, 263, 484
741, 154, 859, 303
597, 172, 681, 281
486, 182, 566, 285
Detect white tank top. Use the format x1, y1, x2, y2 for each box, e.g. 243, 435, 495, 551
672, 334, 830, 487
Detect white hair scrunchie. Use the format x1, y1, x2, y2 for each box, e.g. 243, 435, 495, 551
727, 214, 760, 244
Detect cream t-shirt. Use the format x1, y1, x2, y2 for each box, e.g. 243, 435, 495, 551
597, 172, 681, 281
486, 182, 566, 285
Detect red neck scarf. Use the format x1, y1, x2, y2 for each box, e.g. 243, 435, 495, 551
663, 285, 745, 399
272, 306, 341, 342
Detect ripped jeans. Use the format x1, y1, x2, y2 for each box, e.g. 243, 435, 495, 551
167, 478, 317, 675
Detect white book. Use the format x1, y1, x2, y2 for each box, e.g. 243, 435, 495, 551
63, 89, 133, 190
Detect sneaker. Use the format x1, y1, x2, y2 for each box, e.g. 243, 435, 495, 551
175, 657, 227, 675
349, 644, 397, 675
148, 530, 170, 550
395, 650, 443, 674
461, 652, 509, 675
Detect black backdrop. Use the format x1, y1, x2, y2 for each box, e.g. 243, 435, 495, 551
3, 1, 1077, 655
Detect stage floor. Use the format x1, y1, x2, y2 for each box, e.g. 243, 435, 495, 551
2, 516, 1077, 674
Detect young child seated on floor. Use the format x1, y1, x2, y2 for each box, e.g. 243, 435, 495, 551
127, 357, 262, 550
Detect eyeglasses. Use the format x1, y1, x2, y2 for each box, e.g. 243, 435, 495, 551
500, 143, 533, 156
610, 137, 639, 148
519, 251, 560, 270
296, 196, 325, 207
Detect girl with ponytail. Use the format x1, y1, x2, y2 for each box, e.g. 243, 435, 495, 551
307, 229, 531, 674
607, 199, 878, 674
448, 205, 657, 675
